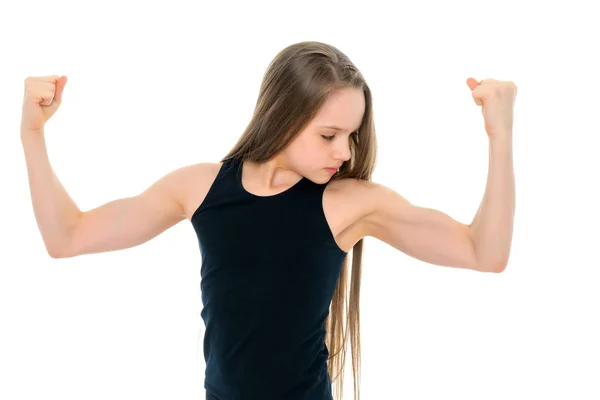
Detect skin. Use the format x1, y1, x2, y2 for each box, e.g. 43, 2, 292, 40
21, 76, 515, 273
241, 86, 365, 192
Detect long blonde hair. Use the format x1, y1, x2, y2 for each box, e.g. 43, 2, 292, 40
220, 41, 377, 400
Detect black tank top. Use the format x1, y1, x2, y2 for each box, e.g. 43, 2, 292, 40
190, 157, 347, 399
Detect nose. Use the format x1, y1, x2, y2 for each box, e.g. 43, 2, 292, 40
334, 140, 352, 162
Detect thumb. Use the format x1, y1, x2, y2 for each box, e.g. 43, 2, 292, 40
54, 75, 68, 104
466, 77, 479, 91
466, 77, 483, 106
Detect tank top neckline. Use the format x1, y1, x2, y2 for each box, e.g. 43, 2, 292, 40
233, 158, 308, 199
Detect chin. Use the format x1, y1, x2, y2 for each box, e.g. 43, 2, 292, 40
303, 173, 325, 184
318, 174, 335, 184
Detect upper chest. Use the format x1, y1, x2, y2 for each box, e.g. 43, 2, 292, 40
181, 162, 369, 253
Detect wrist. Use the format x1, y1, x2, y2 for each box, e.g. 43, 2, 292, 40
20, 128, 45, 142
489, 132, 512, 146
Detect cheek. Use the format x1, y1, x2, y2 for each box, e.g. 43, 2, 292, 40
292, 138, 323, 161
302, 143, 325, 164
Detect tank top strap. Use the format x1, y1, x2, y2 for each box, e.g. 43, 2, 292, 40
190, 157, 240, 218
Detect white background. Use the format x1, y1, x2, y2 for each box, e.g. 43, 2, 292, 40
1, 0, 599, 399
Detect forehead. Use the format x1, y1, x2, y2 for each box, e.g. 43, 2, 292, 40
312, 87, 365, 131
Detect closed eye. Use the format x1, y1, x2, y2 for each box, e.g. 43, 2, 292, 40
321, 131, 359, 141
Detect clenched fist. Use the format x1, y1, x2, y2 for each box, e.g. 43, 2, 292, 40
21, 75, 68, 133
466, 77, 517, 140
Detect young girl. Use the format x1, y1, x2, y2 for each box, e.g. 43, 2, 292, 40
20, 41, 516, 400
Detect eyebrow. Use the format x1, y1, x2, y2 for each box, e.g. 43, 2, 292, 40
319, 124, 358, 132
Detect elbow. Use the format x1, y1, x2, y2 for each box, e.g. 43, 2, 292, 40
46, 223, 80, 259
488, 252, 510, 273
47, 248, 62, 259
472, 252, 509, 273
493, 260, 508, 273
470, 242, 509, 273
47, 246, 70, 259
477, 259, 508, 273
46, 237, 76, 259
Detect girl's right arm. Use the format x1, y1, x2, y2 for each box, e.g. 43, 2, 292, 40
22, 131, 189, 258
20, 75, 189, 258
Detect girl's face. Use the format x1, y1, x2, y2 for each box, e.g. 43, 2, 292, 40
283, 87, 365, 184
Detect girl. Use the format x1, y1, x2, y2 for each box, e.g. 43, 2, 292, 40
20, 41, 516, 400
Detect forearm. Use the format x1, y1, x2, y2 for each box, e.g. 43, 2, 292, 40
21, 130, 82, 257
469, 136, 515, 271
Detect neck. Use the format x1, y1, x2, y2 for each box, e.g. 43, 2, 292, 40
243, 156, 302, 191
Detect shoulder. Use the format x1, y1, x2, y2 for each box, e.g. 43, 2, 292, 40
324, 177, 388, 216
322, 177, 389, 246
323, 177, 410, 231
325, 176, 377, 195
163, 161, 224, 221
